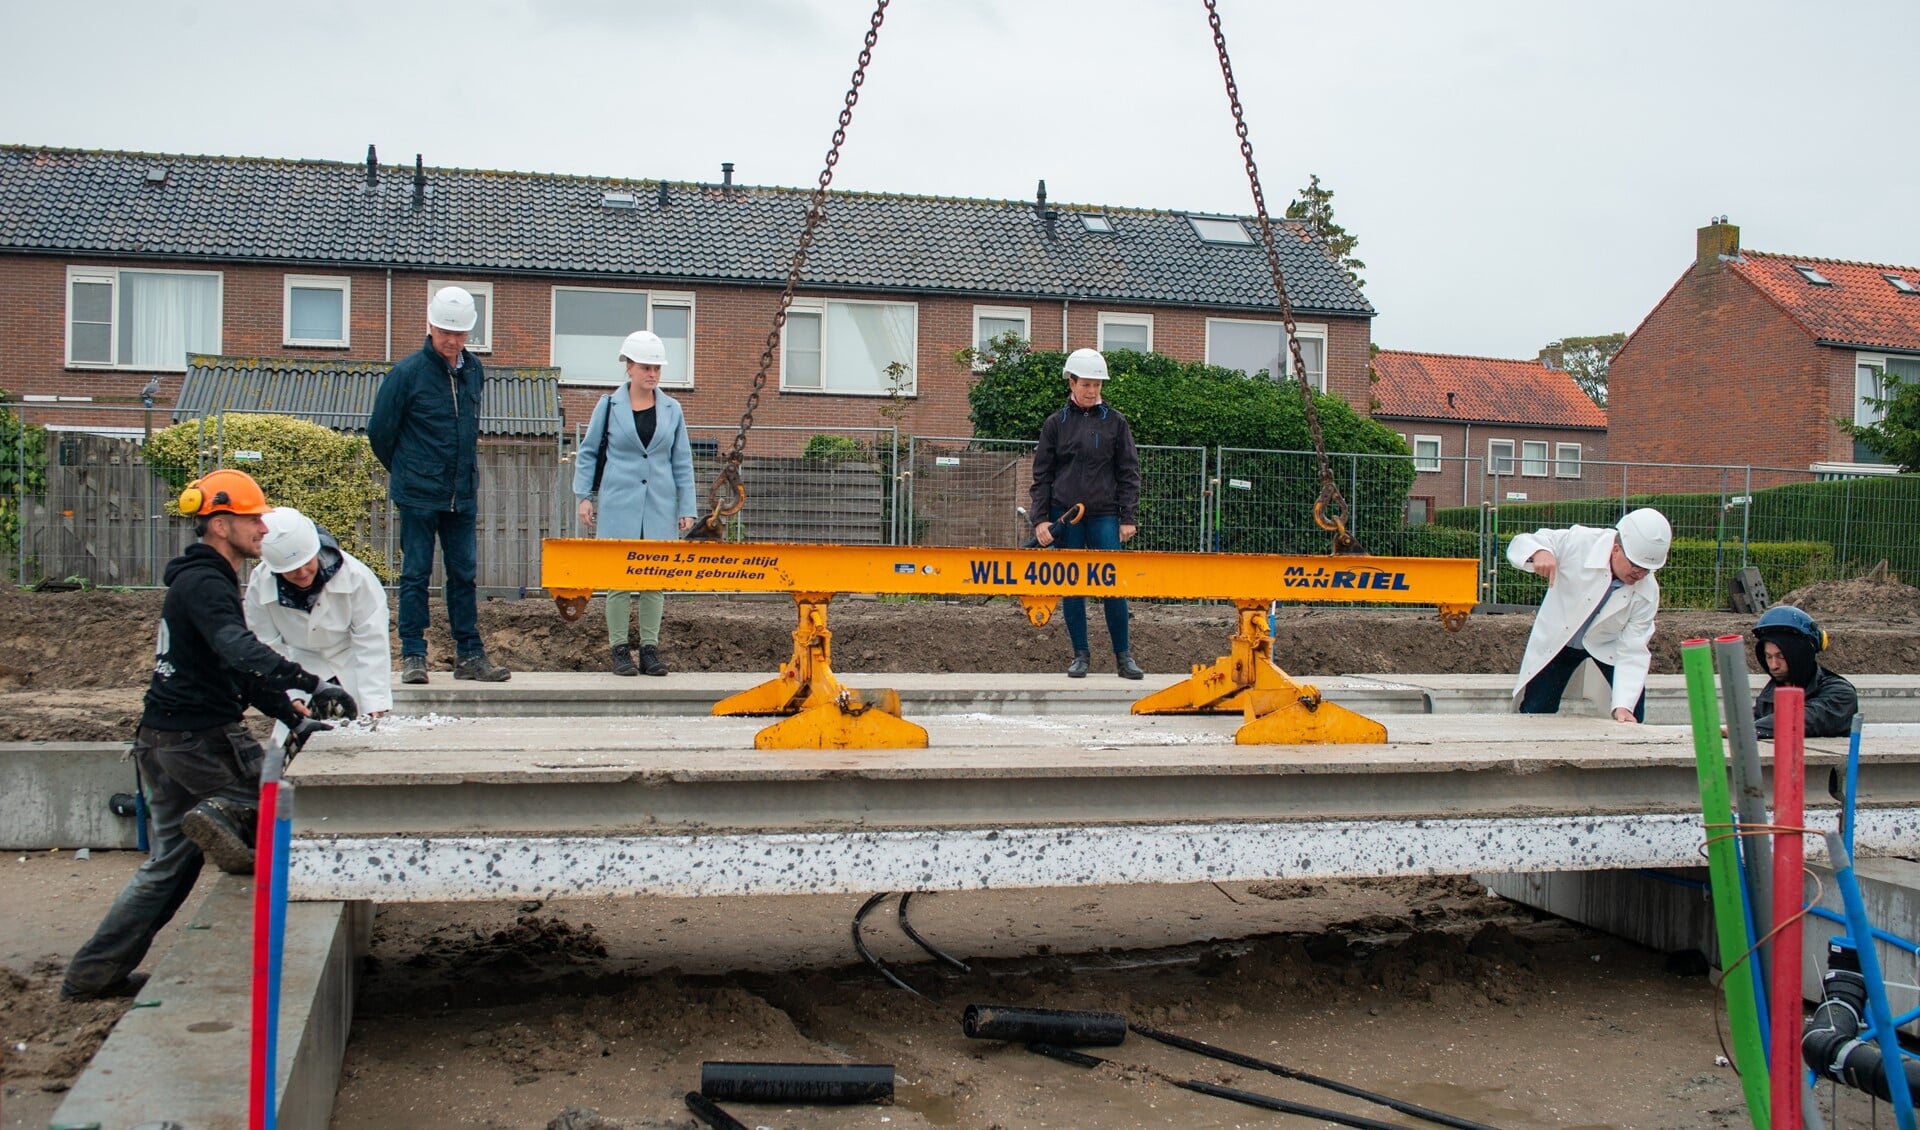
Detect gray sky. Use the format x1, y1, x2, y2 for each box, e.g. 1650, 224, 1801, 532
6, 0, 1917, 359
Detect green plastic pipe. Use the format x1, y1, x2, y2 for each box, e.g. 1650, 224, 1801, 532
1682, 638, 1772, 1130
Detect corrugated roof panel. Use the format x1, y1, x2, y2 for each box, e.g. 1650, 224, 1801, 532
173, 355, 559, 436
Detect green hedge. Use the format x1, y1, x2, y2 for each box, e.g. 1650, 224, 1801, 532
146, 415, 392, 581
1487, 535, 1833, 609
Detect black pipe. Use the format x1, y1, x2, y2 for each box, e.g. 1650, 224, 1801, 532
851, 891, 925, 999
1177, 1079, 1412, 1130
1027, 1041, 1108, 1068
699, 1062, 894, 1105
1132, 1023, 1503, 1130
1803, 939, 1920, 1103
683, 1091, 748, 1130
898, 892, 970, 972
963, 1004, 1128, 1046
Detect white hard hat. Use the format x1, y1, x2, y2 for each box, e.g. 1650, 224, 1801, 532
260, 507, 321, 574
1615, 508, 1671, 571
1063, 348, 1109, 381
619, 330, 668, 367
427, 286, 478, 332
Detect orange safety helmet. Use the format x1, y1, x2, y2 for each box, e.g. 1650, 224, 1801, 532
177, 468, 271, 517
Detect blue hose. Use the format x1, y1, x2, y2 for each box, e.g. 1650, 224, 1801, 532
1829, 833, 1917, 1130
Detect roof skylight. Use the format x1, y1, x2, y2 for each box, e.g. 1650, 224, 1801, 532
1793, 264, 1833, 286
1187, 215, 1253, 245
600, 191, 638, 209
1080, 214, 1115, 234
1885, 273, 1918, 295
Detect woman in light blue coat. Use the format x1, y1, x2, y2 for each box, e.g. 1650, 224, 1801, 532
572, 330, 698, 675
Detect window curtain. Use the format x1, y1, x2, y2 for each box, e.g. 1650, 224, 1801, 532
121, 272, 218, 368
828, 302, 916, 392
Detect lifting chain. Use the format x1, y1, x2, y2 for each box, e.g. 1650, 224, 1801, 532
687, 0, 890, 540
1204, 0, 1360, 555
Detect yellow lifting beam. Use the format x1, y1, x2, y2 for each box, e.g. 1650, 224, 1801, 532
543, 539, 1478, 749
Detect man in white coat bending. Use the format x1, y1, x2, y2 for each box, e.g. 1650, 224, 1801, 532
245, 507, 393, 744
1508, 508, 1672, 723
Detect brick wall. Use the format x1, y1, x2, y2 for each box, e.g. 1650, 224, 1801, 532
1371, 417, 1609, 513
2, 252, 1373, 444
1609, 251, 1844, 490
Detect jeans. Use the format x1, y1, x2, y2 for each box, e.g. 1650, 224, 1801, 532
397, 505, 480, 658
1054, 509, 1129, 654
1519, 644, 1646, 722
64, 724, 262, 996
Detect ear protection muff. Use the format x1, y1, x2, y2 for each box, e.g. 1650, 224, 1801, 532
177, 483, 204, 516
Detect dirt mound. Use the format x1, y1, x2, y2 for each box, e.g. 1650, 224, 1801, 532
0, 964, 130, 1097
1781, 576, 1920, 622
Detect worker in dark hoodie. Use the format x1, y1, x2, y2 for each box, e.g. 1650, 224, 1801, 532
61, 469, 354, 1002
1752, 605, 1858, 739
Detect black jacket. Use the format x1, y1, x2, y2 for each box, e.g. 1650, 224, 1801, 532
1029, 401, 1141, 523
142, 544, 320, 732
367, 337, 484, 513
1754, 665, 1858, 740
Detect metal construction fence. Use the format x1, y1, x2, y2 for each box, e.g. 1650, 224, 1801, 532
6, 403, 1918, 610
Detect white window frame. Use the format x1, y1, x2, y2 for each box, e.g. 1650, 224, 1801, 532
1413, 434, 1441, 473
1287, 323, 1328, 392
64, 265, 225, 370
282, 274, 351, 348
1520, 440, 1550, 478
428, 279, 494, 352
1555, 442, 1583, 479
1204, 316, 1281, 380
549, 286, 696, 388
779, 295, 920, 396
1096, 311, 1154, 354
971, 305, 1031, 370
1487, 439, 1515, 476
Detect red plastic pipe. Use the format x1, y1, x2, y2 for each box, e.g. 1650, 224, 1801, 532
1770, 687, 1805, 1130
247, 778, 281, 1130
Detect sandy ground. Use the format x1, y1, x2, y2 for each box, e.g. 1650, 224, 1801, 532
5, 577, 1920, 1126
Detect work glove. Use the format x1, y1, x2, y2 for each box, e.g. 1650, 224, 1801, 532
287, 716, 333, 757
308, 683, 358, 721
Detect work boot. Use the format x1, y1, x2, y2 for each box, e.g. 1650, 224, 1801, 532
400, 655, 428, 685
610, 644, 639, 677
181, 798, 257, 875
1066, 650, 1091, 678
454, 651, 511, 682
638, 644, 668, 677
1116, 651, 1145, 680
60, 971, 150, 1003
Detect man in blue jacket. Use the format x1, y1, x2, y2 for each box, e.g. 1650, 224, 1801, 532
368, 286, 509, 683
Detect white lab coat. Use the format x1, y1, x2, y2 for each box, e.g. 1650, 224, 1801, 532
1507, 523, 1660, 714
245, 546, 392, 746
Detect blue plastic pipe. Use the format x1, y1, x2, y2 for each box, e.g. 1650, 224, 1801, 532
1827, 831, 1916, 1130
1844, 713, 1864, 862
264, 784, 293, 1130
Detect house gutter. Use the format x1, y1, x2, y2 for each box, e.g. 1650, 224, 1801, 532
1061, 299, 1070, 350
1462, 422, 1470, 507
384, 268, 393, 362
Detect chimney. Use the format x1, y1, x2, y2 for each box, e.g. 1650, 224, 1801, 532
412, 154, 426, 208
657, 179, 670, 207
1697, 216, 1739, 269
1034, 178, 1059, 239
365, 144, 378, 187
721, 161, 734, 199
1034, 179, 1047, 215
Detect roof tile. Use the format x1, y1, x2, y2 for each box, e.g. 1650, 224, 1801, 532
1728, 251, 1920, 352
1372, 350, 1606, 429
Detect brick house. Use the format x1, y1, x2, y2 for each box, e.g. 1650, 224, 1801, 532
1371, 350, 1608, 520
0, 145, 1374, 448
1609, 219, 1920, 486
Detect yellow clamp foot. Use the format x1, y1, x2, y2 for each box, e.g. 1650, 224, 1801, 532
753, 687, 928, 750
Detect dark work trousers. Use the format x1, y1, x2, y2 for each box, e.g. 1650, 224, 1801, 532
1054, 509, 1130, 655
396, 505, 481, 659
1519, 644, 1647, 722
63, 724, 263, 997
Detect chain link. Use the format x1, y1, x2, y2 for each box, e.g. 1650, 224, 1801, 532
1204, 0, 1357, 553
690, 0, 890, 539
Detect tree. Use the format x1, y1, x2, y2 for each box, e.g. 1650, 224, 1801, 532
1284, 174, 1365, 291
1538, 332, 1625, 408
1843, 369, 1920, 472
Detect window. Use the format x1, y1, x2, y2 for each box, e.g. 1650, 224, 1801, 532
549, 287, 694, 387
1555, 443, 1583, 478
1857, 354, 1920, 427
971, 306, 1030, 369
1884, 274, 1918, 295
1407, 496, 1435, 525
66, 266, 222, 370
428, 279, 493, 351
780, 297, 918, 395
1521, 440, 1549, 477
1206, 318, 1281, 379
1793, 265, 1832, 286
1097, 312, 1152, 354
1079, 214, 1114, 234
1413, 435, 1441, 473
1187, 215, 1253, 244
1488, 439, 1515, 475
284, 275, 350, 347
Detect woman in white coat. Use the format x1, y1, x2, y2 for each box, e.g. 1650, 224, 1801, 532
572, 330, 698, 676
1508, 507, 1671, 723
244, 507, 392, 745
